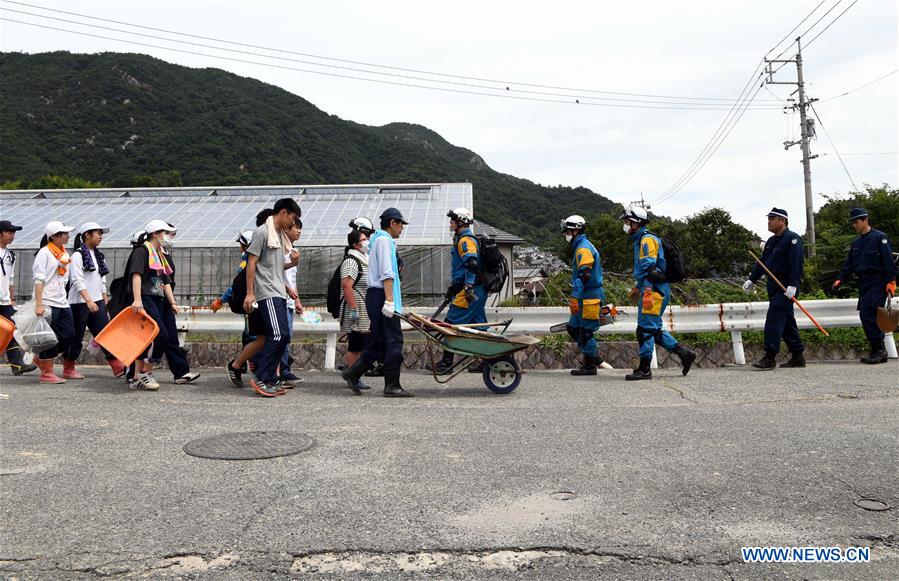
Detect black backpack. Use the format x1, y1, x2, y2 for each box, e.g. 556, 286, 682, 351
646, 231, 687, 283
106, 276, 130, 319
228, 269, 248, 314
327, 256, 362, 319
476, 234, 509, 295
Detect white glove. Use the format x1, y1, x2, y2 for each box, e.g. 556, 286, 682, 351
381, 300, 395, 318
784, 286, 797, 300
742, 280, 754, 293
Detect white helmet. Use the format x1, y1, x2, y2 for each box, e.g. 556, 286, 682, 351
619, 206, 648, 224
130, 229, 146, 246
447, 207, 474, 225
348, 216, 374, 235
560, 215, 587, 233
236, 230, 254, 246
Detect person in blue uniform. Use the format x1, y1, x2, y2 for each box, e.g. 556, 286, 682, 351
561, 215, 608, 375
742, 207, 806, 369
832, 207, 897, 364
432, 208, 488, 374
621, 207, 696, 380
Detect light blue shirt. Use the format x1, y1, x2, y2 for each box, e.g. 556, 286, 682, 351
366, 230, 403, 313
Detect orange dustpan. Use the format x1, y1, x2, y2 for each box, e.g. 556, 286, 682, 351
95, 308, 160, 366
0, 315, 14, 354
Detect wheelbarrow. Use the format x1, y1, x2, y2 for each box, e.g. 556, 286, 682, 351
398, 311, 539, 394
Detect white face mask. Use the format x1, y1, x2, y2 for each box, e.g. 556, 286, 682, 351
360, 240, 370, 254
623, 223, 632, 234
565, 234, 573, 243
162, 234, 175, 249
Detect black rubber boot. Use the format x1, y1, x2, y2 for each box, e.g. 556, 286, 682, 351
7, 346, 37, 376
625, 358, 652, 381
861, 339, 888, 364
752, 353, 777, 370
383, 371, 413, 398
570, 354, 597, 376
430, 351, 455, 375
672, 343, 696, 376
779, 352, 806, 368
341, 359, 373, 395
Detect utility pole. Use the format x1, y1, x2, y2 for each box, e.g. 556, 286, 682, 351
766, 37, 819, 256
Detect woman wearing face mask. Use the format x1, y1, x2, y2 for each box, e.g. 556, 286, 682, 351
64, 222, 125, 379
123, 220, 194, 390
149, 223, 200, 385
31, 221, 78, 384
339, 229, 371, 389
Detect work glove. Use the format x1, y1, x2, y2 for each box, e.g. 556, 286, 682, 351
831, 280, 841, 292
349, 308, 359, 322
381, 300, 395, 318
627, 287, 640, 306
887, 281, 897, 295
742, 280, 754, 293
210, 298, 223, 313
784, 286, 797, 300
464, 285, 476, 306
642, 287, 654, 311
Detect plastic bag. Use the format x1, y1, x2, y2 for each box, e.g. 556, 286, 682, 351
301, 311, 323, 324
12, 301, 58, 354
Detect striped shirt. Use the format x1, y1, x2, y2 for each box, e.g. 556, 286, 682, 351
339, 250, 370, 333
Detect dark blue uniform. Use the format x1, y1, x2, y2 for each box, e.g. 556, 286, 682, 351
749, 228, 805, 357
836, 228, 896, 343
445, 228, 488, 326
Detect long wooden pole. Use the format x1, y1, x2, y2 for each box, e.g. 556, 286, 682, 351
749, 250, 829, 336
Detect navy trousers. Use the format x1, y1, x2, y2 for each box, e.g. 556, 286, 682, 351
764, 292, 805, 356
65, 301, 114, 362
361, 287, 404, 373
255, 297, 290, 384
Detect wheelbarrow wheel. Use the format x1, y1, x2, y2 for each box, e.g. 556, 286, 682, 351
482, 355, 521, 394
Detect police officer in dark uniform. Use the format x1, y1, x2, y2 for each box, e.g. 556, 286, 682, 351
832, 207, 897, 364
742, 208, 806, 369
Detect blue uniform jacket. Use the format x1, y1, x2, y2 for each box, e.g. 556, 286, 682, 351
451, 228, 480, 287
750, 228, 804, 294
630, 227, 669, 293
570, 233, 604, 300
836, 228, 896, 284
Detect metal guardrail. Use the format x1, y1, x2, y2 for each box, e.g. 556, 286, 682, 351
176, 298, 899, 369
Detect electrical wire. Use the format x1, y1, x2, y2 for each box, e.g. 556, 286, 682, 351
819, 69, 897, 102
803, 0, 859, 49
808, 102, 859, 191
0, 0, 784, 104
765, 0, 827, 58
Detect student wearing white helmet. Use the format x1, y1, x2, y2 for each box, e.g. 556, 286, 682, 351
31, 220, 77, 384
63, 222, 125, 379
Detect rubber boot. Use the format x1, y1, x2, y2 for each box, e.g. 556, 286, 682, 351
570, 354, 597, 376
752, 353, 777, 370
383, 371, 413, 398
108, 358, 126, 378
341, 359, 373, 395
62, 360, 85, 379
861, 339, 888, 365
779, 352, 806, 368
625, 358, 652, 381
36, 357, 66, 384
431, 351, 455, 375
672, 343, 697, 376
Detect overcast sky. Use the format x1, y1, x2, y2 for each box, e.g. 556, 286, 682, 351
1, 0, 896, 239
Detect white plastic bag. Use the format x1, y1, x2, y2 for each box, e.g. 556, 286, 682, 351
12, 301, 58, 354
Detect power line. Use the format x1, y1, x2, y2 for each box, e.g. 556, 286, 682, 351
767, 1, 846, 75
0, 7, 787, 109
808, 101, 859, 191
0, 17, 790, 111
764, 0, 827, 57
803, 0, 859, 49
820, 69, 899, 101
0, 0, 783, 104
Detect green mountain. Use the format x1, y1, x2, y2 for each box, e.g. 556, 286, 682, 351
0, 51, 620, 245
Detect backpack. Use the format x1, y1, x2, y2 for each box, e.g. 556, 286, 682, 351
646, 231, 687, 283
327, 256, 362, 319
106, 276, 130, 319
228, 269, 248, 314
475, 234, 509, 295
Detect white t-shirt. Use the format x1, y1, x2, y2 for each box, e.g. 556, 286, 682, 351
32, 246, 71, 309
0, 246, 14, 306
67, 249, 109, 304
284, 251, 298, 311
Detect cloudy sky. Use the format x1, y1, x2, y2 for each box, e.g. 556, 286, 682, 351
1, 0, 896, 238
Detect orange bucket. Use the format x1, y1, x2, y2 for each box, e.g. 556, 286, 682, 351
95, 308, 160, 366
0, 315, 15, 354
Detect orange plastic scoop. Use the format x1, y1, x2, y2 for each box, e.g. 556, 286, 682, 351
95, 308, 160, 365
0, 315, 14, 354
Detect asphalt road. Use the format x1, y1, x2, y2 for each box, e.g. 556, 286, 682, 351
1, 361, 897, 579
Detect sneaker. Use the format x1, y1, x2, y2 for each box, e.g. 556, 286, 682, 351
175, 372, 201, 384
280, 371, 300, 381
131, 373, 160, 391
250, 377, 279, 398
10, 362, 38, 376
276, 378, 296, 389
226, 360, 244, 388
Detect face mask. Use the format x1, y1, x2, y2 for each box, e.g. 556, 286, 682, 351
565, 234, 573, 243
623, 223, 632, 234
360, 240, 370, 254
162, 234, 175, 249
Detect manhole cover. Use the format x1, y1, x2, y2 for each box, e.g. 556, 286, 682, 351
550, 491, 577, 501
854, 498, 891, 512
183, 431, 315, 460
